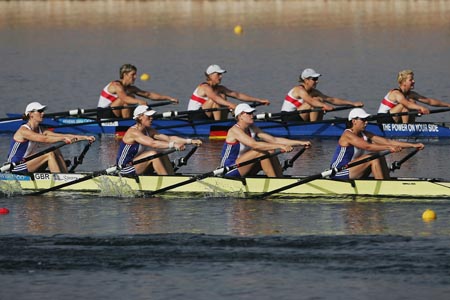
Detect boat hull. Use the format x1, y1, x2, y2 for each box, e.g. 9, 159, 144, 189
1, 172, 449, 198
2, 115, 450, 139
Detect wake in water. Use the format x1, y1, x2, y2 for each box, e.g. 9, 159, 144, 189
1, 233, 449, 280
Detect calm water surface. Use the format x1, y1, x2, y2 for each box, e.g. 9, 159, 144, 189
1, 1, 450, 299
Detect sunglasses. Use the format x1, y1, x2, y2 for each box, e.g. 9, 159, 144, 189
33, 109, 45, 113
243, 111, 254, 115
310, 77, 319, 82
356, 117, 368, 122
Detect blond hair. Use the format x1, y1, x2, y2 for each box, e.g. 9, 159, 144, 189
397, 69, 414, 84
119, 64, 137, 79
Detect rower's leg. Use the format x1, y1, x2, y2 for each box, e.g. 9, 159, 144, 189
299, 103, 312, 122
52, 149, 68, 173
389, 104, 407, 123
260, 156, 283, 177
348, 154, 389, 180
202, 100, 218, 119
26, 151, 67, 173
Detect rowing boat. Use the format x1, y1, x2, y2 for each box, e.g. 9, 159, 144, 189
2, 115, 450, 139
1, 172, 449, 198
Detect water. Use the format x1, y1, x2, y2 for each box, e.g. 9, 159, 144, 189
1, 1, 450, 299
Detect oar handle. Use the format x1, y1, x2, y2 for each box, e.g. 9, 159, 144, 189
173, 145, 198, 170
156, 107, 231, 119
282, 146, 307, 171
390, 148, 419, 171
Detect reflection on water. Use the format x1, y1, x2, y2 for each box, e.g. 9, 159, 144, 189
1, 194, 448, 236
1, 0, 449, 28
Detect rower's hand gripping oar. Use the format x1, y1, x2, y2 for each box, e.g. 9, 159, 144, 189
257, 150, 391, 199
69, 141, 94, 173
390, 148, 419, 172
172, 145, 198, 172
145, 149, 285, 197
282, 146, 307, 171
28, 148, 177, 196
1, 140, 72, 173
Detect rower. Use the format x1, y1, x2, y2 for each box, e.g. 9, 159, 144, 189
6, 102, 96, 174
219, 103, 311, 177
330, 108, 424, 180
116, 105, 202, 176
280, 68, 363, 122
98, 64, 178, 119
187, 64, 270, 121
377, 69, 450, 123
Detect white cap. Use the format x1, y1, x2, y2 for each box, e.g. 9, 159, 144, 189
234, 103, 255, 117
301, 68, 321, 80
133, 105, 156, 120
206, 64, 226, 75
25, 102, 46, 115
348, 108, 370, 120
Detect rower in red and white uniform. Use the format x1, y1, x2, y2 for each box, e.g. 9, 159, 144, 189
377, 69, 450, 123
219, 103, 311, 177
187, 64, 270, 120
280, 68, 363, 122
98, 64, 178, 119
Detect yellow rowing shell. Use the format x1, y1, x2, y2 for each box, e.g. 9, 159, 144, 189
1, 173, 449, 198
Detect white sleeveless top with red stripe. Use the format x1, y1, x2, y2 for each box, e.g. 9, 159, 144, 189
378, 89, 405, 114
281, 88, 303, 112
187, 83, 209, 111
98, 82, 119, 108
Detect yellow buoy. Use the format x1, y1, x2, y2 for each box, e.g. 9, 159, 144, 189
234, 25, 243, 35
422, 209, 437, 221
140, 73, 150, 81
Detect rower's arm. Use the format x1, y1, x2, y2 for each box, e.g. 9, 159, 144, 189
257, 131, 311, 148
370, 134, 425, 150
222, 86, 270, 105
114, 83, 147, 106
19, 128, 70, 144
296, 88, 333, 110
203, 85, 236, 109
318, 91, 363, 107
412, 91, 450, 108
391, 90, 429, 113
134, 87, 179, 104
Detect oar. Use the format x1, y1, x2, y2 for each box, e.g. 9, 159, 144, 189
282, 146, 307, 171
1, 140, 70, 173
173, 145, 198, 172
257, 150, 391, 199
371, 107, 450, 121
145, 149, 284, 196
256, 105, 357, 121
68, 141, 93, 173
1, 101, 174, 122
155, 102, 264, 119
390, 148, 419, 172
155, 106, 231, 119
28, 148, 177, 196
